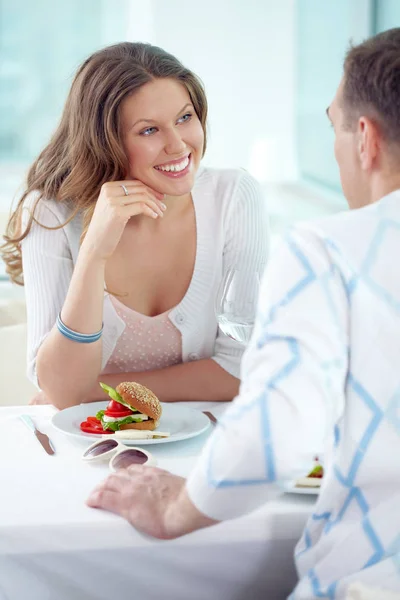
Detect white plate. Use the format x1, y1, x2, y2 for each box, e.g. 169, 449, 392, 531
281, 480, 320, 495
51, 401, 210, 445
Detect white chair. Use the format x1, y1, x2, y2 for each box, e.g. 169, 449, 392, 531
0, 210, 36, 405
0, 298, 26, 327
0, 299, 36, 406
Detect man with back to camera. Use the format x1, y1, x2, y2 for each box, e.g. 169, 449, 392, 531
87, 28, 400, 598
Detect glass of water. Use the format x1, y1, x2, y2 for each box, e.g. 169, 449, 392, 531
215, 269, 261, 344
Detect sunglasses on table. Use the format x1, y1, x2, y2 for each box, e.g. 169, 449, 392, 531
82, 438, 156, 472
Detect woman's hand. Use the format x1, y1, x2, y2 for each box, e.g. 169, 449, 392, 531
82, 180, 166, 261
29, 391, 52, 405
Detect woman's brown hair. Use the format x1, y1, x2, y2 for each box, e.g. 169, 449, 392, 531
1, 42, 208, 285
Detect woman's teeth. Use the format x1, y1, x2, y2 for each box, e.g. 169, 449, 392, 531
155, 156, 189, 173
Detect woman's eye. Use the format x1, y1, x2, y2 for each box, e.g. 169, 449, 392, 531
140, 127, 157, 136
177, 113, 192, 124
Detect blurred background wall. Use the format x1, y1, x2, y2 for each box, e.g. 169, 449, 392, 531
0, 0, 297, 209
0, 0, 399, 399
0, 0, 399, 264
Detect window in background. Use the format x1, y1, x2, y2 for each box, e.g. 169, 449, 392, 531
296, 0, 373, 194
2, 0, 98, 162
373, 0, 400, 33
0, 0, 137, 209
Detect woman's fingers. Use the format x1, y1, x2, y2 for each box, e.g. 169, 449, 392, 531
119, 199, 163, 219
114, 180, 165, 201
119, 191, 166, 217
82, 178, 167, 260
109, 185, 166, 217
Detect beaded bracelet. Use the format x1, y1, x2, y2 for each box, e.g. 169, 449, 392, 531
56, 313, 103, 344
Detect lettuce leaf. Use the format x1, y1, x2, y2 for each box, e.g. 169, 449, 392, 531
307, 464, 323, 478
101, 415, 148, 432
99, 382, 138, 412
99, 382, 124, 403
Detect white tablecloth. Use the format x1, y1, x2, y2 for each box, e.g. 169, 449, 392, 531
0, 402, 316, 600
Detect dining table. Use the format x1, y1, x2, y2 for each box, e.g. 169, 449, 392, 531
0, 400, 317, 600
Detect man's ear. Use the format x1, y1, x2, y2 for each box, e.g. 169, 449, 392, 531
357, 116, 380, 171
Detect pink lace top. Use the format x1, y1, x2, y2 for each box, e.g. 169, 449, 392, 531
103, 296, 182, 374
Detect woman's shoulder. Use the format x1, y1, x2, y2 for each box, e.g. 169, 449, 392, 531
23, 191, 75, 221
22, 192, 82, 240
195, 166, 263, 209
196, 165, 258, 190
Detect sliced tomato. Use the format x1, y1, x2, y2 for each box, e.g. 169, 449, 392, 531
104, 409, 133, 418
80, 418, 113, 435
107, 399, 127, 412
105, 399, 133, 418
87, 416, 102, 424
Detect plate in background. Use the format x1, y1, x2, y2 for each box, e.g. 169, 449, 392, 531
281, 479, 321, 496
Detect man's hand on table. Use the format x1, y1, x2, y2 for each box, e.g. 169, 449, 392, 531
86, 465, 218, 539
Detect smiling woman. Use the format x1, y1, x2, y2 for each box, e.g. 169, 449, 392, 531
0, 42, 269, 409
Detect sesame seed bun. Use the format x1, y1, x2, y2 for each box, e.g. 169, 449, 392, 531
116, 382, 162, 425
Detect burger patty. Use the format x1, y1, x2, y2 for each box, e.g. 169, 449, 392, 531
120, 418, 158, 431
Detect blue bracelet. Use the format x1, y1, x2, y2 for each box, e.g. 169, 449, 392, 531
56, 313, 103, 343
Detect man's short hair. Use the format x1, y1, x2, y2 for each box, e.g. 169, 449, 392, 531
342, 27, 400, 144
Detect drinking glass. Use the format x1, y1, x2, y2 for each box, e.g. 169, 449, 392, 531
215, 269, 261, 343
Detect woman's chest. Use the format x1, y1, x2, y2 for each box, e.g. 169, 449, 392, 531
105, 216, 197, 317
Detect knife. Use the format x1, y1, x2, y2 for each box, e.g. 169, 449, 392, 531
20, 415, 56, 455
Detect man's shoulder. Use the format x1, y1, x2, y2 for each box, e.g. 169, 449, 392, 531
303, 190, 400, 240
299, 208, 356, 241
281, 197, 400, 276
296, 201, 384, 246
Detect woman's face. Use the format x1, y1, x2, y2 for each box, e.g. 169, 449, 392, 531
120, 78, 205, 197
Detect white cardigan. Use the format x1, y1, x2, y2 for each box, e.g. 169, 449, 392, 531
21, 167, 269, 387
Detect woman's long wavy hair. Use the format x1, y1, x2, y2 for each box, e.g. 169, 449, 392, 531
1, 42, 208, 285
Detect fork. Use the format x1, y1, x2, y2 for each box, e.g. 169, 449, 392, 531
203, 411, 218, 425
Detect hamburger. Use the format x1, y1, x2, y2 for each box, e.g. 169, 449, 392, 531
96, 382, 162, 432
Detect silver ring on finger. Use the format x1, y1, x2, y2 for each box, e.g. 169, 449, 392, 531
121, 184, 129, 196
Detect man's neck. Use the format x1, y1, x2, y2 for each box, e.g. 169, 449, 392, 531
370, 171, 400, 204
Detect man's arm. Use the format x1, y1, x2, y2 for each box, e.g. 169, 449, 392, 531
185, 227, 350, 522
